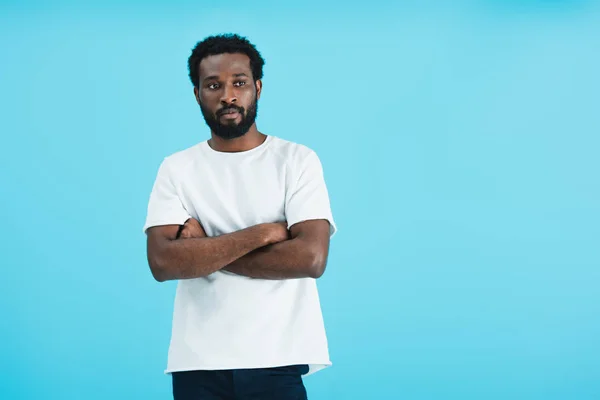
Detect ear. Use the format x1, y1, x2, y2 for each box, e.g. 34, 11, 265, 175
255, 79, 262, 100
193, 86, 201, 105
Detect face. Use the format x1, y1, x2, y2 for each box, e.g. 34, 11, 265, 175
194, 53, 262, 140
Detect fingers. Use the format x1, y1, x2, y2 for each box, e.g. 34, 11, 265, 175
180, 228, 201, 239
184, 218, 200, 228
179, 227, 192, 239
180, 218, 207, 239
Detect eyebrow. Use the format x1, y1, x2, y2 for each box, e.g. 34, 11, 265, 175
203, 73, 249, 81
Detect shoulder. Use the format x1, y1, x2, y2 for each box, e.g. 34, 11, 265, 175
160, 142, 204, 171
268, 136, 320, 167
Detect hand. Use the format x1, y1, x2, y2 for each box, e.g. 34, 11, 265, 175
263, 221, 290, 245
179, 218, 207, 239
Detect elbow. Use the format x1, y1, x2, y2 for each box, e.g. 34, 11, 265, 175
309, 265, 325, 279
148, 255, 171, 283
152, 269, 168, 283
307, 252, 327, 279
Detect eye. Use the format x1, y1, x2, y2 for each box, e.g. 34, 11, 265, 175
233, 81, 247, 87
207, 83, 220, 90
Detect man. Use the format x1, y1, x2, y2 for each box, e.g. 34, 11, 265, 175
143, 33, 337, 400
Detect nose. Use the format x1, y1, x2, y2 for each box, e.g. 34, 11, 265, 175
220, 84, 237, 105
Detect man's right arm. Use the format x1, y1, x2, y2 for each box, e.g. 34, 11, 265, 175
146, 222, 288, 282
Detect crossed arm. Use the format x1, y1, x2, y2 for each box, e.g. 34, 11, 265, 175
146, 218, 331, 282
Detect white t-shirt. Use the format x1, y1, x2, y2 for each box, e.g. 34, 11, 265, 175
143, 135, 337, 376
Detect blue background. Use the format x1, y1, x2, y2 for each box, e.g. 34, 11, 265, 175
1, 1, 599, 399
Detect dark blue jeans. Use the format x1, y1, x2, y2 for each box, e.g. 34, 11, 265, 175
172, 364, 310, 400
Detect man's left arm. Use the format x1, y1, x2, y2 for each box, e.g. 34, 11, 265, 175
222, 219, 331, 279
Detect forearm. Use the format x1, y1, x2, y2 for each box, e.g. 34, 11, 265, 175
223, 238, 325, 280
149, 225, 270, 281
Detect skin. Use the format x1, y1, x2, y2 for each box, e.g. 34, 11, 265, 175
195, 52, 265, 153
146, 53, 331, 281
178, 217, 331, 280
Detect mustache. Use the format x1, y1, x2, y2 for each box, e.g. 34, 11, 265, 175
216, 105, 245, 117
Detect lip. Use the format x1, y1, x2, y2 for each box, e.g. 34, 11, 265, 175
219, 110, 240, 119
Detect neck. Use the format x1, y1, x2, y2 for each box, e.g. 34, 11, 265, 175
208, 125, 266, 153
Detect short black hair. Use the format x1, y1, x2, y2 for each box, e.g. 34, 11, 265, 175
187, 33, 265, 88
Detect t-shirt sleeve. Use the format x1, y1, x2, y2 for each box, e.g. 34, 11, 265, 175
285, 150, 337, 237
142, 159, 191, 234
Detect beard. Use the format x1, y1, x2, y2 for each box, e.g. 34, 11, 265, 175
200, 96, 258, 140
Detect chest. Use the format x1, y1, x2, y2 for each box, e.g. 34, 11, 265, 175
176, 161, 289, 235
